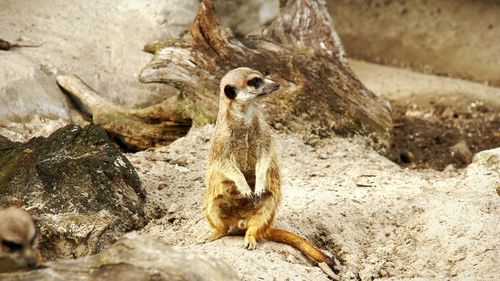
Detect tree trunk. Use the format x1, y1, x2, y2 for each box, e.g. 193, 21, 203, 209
59, 0, 392, 150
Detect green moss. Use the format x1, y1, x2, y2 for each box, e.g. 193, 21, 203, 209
0, 147, 35, 194
143, 38, 183, 54
181, 101, 215, 127
474, 149, 500, 172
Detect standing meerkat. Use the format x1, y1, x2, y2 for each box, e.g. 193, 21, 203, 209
0, 207, 40, 272
205, 67, 338, 277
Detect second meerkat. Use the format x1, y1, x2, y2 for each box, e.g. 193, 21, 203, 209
0, 207, 40, 272
205, 67, 337, 271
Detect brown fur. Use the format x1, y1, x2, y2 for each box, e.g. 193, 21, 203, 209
0, 207, 40, 272
204, 68, 336, 270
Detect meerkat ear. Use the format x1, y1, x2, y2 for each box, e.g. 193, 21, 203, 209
224, 85, 237, 99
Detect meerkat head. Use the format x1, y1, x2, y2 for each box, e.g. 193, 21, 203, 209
0, 207, 39, 272
219, 67, 280, 105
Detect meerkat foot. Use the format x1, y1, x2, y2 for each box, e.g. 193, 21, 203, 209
244, 235, 257, 250
204, 231, 227, 243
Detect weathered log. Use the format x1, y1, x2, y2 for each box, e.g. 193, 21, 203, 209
59, 0, 392, 150
141, 0, 392, 144
0, 237, 239, 281
56, 75, 192, 151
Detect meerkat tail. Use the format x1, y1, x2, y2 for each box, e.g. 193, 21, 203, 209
265, 228, 337, 269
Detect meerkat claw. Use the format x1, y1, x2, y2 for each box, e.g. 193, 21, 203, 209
244, 236, 257, 250
253, 193, 261, 206
243, 191, 255, 202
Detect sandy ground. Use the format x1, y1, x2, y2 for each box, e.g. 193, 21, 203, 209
348, 60, 500, 110
1, 1, 499, 280
129, 126, 499, 281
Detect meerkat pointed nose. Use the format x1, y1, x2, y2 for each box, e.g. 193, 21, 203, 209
26, 258, 37, 268
270, 82, 280, 93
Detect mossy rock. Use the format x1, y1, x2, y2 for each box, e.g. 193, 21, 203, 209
0, 125, 146, 260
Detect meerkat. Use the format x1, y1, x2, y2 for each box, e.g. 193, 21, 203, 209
0, 207, 40, 272
204, 67, 338, 276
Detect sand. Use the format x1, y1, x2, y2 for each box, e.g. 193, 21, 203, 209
129, 126, 499, 280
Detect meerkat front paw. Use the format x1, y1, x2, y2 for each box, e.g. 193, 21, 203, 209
253, 190, 263, 205
237, 182, 255, 200
253, 183, 266, 205
244, 235, 257, 250
241, 189, 254, 200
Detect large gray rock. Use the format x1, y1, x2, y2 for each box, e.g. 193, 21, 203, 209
0, 52, 72, 121
472, 147, 500, 173
471, 147, 500, 196
0, 237, 239, 281
0, 1, 195, 112
215, 0, 279, 35
0, 125, 146, 260
0, 52, 74, 141
0, 1, 201, 141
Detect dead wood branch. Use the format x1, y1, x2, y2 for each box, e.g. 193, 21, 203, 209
62, 0, 392, 150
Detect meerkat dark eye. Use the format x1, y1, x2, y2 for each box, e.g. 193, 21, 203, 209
247, 77, 263, 88
2, 240, 23, 251
224, 85, 237, 99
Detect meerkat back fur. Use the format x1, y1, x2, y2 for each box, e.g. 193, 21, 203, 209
204, 67, 337, 274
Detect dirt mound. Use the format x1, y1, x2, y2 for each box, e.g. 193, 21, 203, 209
348, 59, 500, 171
386, 100, 500, 170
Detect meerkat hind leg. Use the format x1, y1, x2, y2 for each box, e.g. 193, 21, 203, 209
204, 230, 228, 242
204, 206, 229, 243
244, 200, 277, 250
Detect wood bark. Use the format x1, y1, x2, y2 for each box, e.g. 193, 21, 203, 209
59, 0, 392, 150
0, 238, 239, 281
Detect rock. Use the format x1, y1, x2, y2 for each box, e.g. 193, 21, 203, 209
0, 53, 74, 142
0, 125, 146, 261
449, 140, 473, 164
154, 0, 199, 35
0, 135, 12, 147
472, 147, 500, 173
318, 153, 328, 160
470, 147, 500, 196
0, 237, 239, 281
215, 0, 279, 35
0, 53, 72, 122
